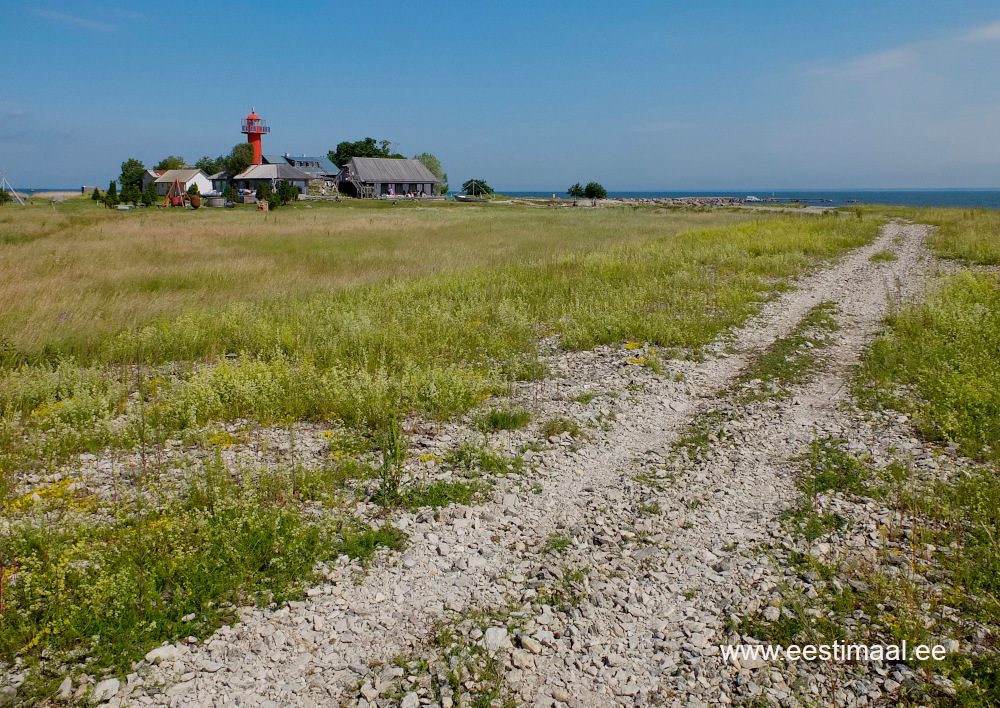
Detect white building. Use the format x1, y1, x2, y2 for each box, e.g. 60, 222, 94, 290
144, 169, 213, 197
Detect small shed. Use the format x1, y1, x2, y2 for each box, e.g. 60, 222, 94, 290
337, 157, 439, 198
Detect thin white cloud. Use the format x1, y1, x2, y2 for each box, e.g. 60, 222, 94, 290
810, 47, 917, 79
34, 9, 114, 32
965, 20, 1000, 42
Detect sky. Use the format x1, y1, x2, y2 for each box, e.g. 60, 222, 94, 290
2, 1, 1000, 190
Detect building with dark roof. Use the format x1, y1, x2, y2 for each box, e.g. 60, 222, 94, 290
262, 154, 339, 181
231, 163, 313, 193
337, 157, 440, 198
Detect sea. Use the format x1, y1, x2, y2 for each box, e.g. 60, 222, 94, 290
503, 190, 1000, 209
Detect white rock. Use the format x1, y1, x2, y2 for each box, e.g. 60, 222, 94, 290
57, 677, 73, 700
145, 644, 181, 665
0, 687, 15, 707
484, 626, 511, 650
91, 678, 120, 703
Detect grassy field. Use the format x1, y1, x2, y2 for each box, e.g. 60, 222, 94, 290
0, 197, 763, 359
0, 197, 884, 697
856, 205, 1000, 264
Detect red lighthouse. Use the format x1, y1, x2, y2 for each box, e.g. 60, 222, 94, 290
241, 108, 270, 165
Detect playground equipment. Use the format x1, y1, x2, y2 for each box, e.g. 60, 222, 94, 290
161, 180, 200, 208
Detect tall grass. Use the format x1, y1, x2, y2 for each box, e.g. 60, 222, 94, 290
0, 202, 767, 359
863, 272, 1000, 463
0, 214, 878, 478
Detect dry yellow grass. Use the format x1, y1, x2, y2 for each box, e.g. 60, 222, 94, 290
0, 200, 766, 356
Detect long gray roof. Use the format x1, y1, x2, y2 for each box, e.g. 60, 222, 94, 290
345, 157, 439, 184
233, 163, 314, 181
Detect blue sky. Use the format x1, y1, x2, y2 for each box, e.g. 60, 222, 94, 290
3, 1, 1000, 190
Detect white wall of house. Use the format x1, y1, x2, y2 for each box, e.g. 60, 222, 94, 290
154, 172, 213, 197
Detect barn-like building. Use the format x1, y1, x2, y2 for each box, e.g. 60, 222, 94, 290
337, 157, 439, 198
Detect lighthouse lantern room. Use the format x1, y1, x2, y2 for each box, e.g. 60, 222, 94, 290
241, 108, 270, 165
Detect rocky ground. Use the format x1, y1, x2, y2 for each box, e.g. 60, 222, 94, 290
29, 221, 992, 708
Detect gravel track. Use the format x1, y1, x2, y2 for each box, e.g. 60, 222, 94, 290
129, 222, 932, 708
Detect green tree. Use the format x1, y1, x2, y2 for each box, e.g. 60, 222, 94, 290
222, 184, 235, 203
90, 187, 102, 203
195, 155, 224, 175
154, 156, 186, 170
413, 152, 447, 194
0, 189, 11, 207
224, 144, 255, 176
103, 180, 119, 209
256, 182, 272, 202
187, 182, 200, 196
121, 184, 141, 205
141, 182, 157, 206
328, 138, 405, 168
583, 182, 607, 200
461, 179, 492, 196
567, 183, 585, 199
276, 180, 299, 205
118, 158, 146, 192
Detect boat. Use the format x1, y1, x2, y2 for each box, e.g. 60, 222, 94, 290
454, 194, 490, 203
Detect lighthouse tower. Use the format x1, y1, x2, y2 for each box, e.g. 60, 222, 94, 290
241, 108, 270, 165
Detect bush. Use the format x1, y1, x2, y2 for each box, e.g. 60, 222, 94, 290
141, 182, 157, 207
103, 180, 119, 209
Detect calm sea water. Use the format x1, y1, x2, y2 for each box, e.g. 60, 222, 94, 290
504, 190, 1000, 209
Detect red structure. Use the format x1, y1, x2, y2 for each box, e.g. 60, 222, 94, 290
240, 108, 270, 165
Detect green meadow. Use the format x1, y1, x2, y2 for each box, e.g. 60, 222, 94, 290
0, 197, 888, 694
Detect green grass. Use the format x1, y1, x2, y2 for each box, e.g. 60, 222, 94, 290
923, 209, 1000, 265
862, 272, 1000, 463
869, 249, 898, 263
0, 459, 405, 692
474, 404, 532, 433
798, 437, 873, 497
444, 441, 523, 476
736, 300, 839, 402
401, 480, 480, 510
542, 533, 573, 554
540, 417, 585, 439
